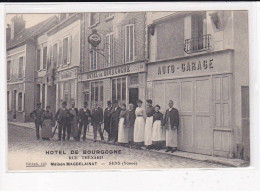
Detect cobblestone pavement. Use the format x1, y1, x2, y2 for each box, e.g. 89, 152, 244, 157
8, 126, 226, 171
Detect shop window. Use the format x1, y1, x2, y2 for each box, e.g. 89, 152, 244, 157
84, 92, 89, 104
43, 46, 47, 69
53, 44, 58, 68
112, 77, 126, 105
91, 81, 103, 108
18, 57, 23, 78
37, 48, 41, 70
125, 24, 134, 63
90, 13, 99, 27
18, 92, 23, 111
105, 33, 114, 67
90, 48, 97, 70
7, 60, 11, 80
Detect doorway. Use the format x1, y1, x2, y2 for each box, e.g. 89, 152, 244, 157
129, 88, 138, 108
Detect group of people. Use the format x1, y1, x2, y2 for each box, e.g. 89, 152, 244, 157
30, 99, 179, 153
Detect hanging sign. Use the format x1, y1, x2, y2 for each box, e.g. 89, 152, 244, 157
88, 29, 101, 47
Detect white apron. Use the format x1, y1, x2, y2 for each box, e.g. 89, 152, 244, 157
166, 118, 178, 147
118, 118, 128, 143
152, 120, 166, 142
144, 116, 153, 145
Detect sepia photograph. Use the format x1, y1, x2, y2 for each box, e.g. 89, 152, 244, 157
5, 10, 250, 171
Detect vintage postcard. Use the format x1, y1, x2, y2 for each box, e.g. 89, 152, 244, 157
6, 10, 250, 171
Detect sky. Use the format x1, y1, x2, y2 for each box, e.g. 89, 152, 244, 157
6, 14, 58, 28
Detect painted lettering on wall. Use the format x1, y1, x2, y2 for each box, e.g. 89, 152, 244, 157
60, 72, 72, 79
158, 59, 214, 75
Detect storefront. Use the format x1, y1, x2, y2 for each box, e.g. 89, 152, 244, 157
78, 62, 146, 109
147, 49, 234, 157
55, 67, 78, 109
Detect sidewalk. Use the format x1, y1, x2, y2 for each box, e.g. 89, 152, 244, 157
8, 121, 249, 167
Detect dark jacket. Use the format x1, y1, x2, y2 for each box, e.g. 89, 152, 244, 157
153, 111, 164, 124
55, 108, 74, 124
30, 108, 44, 124
78, 108, 91, 124
110, 106, 122, 129
91, 107, 103, 125
104, 107, 113, 131
163, 108, 179, 129
124, 109, 136, 128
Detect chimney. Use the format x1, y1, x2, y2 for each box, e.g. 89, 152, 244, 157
11, 15, 25, 39
6, 24, 11, 42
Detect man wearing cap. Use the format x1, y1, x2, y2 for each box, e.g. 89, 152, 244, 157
104, 101, 113, 141
110, 100, 122, 143
30, 102, 44, 140
163, 100, 179, 153
144, 99, 155, 149
55, 101, 73, 141
78, 102, 92, 141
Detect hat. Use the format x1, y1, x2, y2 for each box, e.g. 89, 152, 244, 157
37, 102, 41, 105
84, 101, 88, 106
113, 100, 118, 104
62, 101, 67, 105
107, 101, 112, 104
136, 99, 143, 104
146, 99, 152, 104
155, 104, 160, 109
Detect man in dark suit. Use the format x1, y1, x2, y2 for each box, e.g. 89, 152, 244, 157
78, 102, 91, 141
55, 101, 73, 141
103, 101, 113, 141
163, 100, 180, 153
30, 102, 44, 140
110, 100, 122, 143
91, 102, 104, 142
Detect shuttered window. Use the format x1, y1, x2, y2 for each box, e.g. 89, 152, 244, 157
105, 33, 114, 67
43, 46, 47, 69
37, 49, 41, 70
18, 57, 23, 78
125, 24, 134, 63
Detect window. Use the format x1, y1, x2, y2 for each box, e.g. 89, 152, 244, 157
53, 43, 58, 67
90, 13, 99, 27
42, 84, 45, 109
125, 24, 134, 63
90, 48, 97, 70
7, 91, 10, 111
105, 33, 114, 67
191, 13, 206, 50
91, 81, 103, 108
63, 37, 70, 66
18, 92, 23, 111
43, 46, 47, 69
18, 57, 23, 78
37, 49, 41, 70
7, 60, 11, 80
112, 77, 126, 105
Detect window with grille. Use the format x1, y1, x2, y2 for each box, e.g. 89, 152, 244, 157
125, 24, 134, 63
18, 57, 23, 78
43, 46, 47, 69
105, 33, 114, 67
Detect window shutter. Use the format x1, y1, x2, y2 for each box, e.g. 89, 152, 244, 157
58, 40, 62, 67
68, 35, 72, 65
23, 92, 25, 111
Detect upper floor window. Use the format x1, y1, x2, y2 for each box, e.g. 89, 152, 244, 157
37, 48, 41, 71
105, 33, 114, 67
125, 24, 134, 63
7, 60, 11, 80
63, 37, 71, 66
18, 92, 23, 111
90, 48, 97, 70
43, 46, 47, 69
18, 57, 23, 78
90, 13, 99, 27
53, 43, 58, 68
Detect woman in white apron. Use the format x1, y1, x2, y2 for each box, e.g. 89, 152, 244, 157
152, 105, 165, 150
118, 104, 128, 145
144, 99, 155, 149
134, 99, 145, 149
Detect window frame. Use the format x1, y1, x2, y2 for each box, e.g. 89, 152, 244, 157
124, 24, 135, 63
17, 91, 24, 112
36, 47, 41, 71
42, 46, 48, 70
105, 32, 114, 67
62, 35, 71, 67
18, 56, 24, 79
7, 60, 11, 81
89, 47, 98, 71
89, 13, 100, 28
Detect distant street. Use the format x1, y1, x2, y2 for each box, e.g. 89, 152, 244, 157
8, 125, 226, 170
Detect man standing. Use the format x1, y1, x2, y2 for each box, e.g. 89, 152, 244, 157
69, 101, 79, 140
78, 102, 91, 141
91, 102, 104, 142
164, 100, 179, 153
30, 102, 44, 140
124, 103, 136, 146
110, 100, 122, 143
103, 101, 113, 141
144, 99, 155, 149
55, 101, 72, 141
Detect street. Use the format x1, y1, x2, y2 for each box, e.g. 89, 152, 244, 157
8, 125, 226, 170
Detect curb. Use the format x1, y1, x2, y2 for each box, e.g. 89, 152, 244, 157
8, 123, 248, 167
